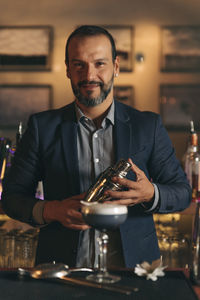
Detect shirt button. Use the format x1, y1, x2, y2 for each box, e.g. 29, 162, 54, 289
95, 158, 100, 163
94, 133, 98, 138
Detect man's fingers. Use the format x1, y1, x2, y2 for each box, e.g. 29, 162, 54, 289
105, 188, 137, 199
71, 192, 87, 201
111, 176, 137, 189
66, 224, 90, 230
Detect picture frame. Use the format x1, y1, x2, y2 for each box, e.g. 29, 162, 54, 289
0, 26, 53, 71
104, 25, 133, 72
114, 85, 134, 107
160, 84, 200, 131
160, 26, 200, 72
0, 85, 52, 129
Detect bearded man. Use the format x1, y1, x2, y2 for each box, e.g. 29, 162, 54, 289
2, 25, 191, 268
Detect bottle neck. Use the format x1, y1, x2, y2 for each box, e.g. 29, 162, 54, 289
190, 133, 198, 147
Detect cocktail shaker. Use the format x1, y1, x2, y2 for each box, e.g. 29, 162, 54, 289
84, 159, 132, 203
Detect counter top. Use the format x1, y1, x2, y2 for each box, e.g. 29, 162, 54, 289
0, 268, 198, 300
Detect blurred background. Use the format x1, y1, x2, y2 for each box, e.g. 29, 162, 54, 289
1, 0, 200, 268
0, 0, 200, 161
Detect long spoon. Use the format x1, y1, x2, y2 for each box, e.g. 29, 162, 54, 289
18, 263, 138, 295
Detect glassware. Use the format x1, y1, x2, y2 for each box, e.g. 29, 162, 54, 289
81, 203, 128, 283
0, 228, 39, 268
191, 202, 200, 285
15, 229, 39, 268
154, 213, 190, 268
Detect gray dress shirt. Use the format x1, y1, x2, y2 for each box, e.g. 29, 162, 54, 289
75, 102, 115, 268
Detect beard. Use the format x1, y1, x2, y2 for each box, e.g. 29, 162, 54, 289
71, 75, 114, 107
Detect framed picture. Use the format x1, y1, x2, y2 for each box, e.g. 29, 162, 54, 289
104, 25, 133, 72
114, 85, 134, 107
0, 26, 53, 71
0, 85, 52, 129
161, 26, 200, 72
160, 84, 200, 131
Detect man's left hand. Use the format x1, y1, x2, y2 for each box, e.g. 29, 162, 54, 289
104, 158, 155, 206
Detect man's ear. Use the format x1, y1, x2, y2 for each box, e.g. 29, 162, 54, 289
114, 56, 120, 77
66, 63, 71, 79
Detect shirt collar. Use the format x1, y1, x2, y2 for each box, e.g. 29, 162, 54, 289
75, 100, 115, 126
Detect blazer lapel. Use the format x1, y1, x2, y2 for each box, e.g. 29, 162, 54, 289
114, 101, 132, 162
61, 103, 81, 195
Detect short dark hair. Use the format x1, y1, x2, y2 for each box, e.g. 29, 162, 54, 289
65, 25, 117, 65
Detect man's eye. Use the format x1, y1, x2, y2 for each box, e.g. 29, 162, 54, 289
96, 61, 105, 67
74, 63, 84, 68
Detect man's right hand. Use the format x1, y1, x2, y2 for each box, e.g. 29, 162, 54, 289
43, 193, 90, 230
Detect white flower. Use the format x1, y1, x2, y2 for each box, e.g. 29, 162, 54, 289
134, 259, 167, 281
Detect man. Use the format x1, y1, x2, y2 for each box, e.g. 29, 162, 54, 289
2, 25, 191, 268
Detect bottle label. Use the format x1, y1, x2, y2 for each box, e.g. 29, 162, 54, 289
192, 161, 200, 201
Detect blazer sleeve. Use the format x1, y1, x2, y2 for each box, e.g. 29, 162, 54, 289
148, 114, 192, 213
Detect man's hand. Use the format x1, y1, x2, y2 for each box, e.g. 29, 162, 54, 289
43, 193, 90, 230
104, 158, 155, 206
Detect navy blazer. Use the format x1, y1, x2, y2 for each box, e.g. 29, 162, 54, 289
2, 101, 191, 267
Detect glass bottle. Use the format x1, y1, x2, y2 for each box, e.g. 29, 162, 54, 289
191, 202, 200, 285
16, 121, 23, 149
192, 152, 200, 202
0, 138, 12, 199
10, 122, 23, 166
183, 121, 200, 202
11, 122, 23, 155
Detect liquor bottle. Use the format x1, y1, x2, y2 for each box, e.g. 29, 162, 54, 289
0, 137, 12, 198
191, 201, 200, 285
192, 149, 200, 201
183, 121, 196, 185
16, 121, 23, 149
10, 122, 23, 164
183, 121, 200, 202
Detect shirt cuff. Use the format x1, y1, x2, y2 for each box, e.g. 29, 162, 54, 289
141, 183, 160, 212
32, 200, 47, 225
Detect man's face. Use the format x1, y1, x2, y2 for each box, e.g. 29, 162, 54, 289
66, 34, 119, 107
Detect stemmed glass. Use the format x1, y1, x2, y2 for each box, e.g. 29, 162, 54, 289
81, 203, 128, 284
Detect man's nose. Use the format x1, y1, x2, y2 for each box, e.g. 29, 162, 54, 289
84, 64, 96, 81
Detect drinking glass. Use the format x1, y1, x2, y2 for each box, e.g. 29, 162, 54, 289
81, 203, 128, 283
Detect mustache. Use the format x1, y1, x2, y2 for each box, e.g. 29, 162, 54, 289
78, 80, 103, 88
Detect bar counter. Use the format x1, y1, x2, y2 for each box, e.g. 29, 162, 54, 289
0, 268, 199, 300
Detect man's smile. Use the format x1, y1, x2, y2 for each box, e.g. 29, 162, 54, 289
78, 81, 102, 89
